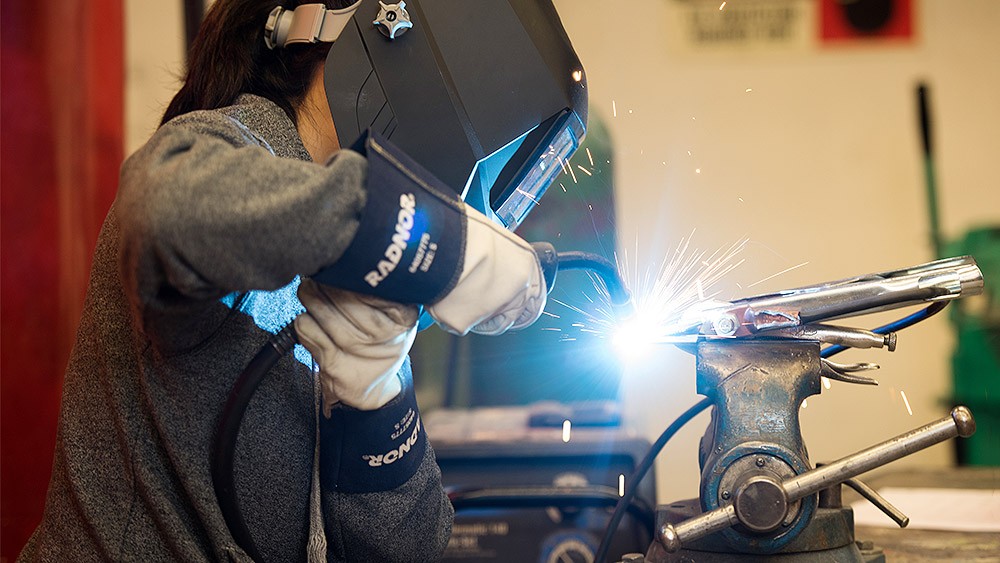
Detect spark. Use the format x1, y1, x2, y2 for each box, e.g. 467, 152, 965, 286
541, 327, 562, 332
612, 100, 617, 117
745, 88, 753, 93
586, 147, 594, 166
822, 376, 831, 390
628, 109, 633, 114
560, 182, 567, 193
572, 70, 583, 82
900, 390, 913, 415
567, 162, 578, 183
802, 399, 808, 409
549, 233, 749, 355
696, 168, 701, 174
559, 158, 569, 176
618, 474, 626, 497
738, 197, 744, 202
719, 1, 727, 9
687, 151, 692, 156
562, 420, 572, 442
746, 261, 809, 288
576, 165, 593, 176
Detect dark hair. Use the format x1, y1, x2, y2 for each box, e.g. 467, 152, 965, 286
161, 0, 354, 125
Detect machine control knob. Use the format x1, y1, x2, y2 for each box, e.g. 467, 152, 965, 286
373, 1, 413, 39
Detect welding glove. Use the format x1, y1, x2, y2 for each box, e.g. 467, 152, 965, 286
427, 202, 547, 335
295, 279, 418, 415
310, 130, 545, 336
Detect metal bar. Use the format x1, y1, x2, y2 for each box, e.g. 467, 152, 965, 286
783, 407, 975, 502
658, 504, 738, 553
844, 478, 909, 528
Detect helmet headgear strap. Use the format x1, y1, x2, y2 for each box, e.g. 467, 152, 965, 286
265, 1, 363, 49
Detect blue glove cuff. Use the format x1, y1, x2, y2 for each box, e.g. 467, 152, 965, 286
319, 358, 426, 493
312, 130, 466, 305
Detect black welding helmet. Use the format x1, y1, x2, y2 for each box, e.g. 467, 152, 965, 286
320, 0, 588, 230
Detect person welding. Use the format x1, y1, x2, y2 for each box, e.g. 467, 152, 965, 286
18, 1, 587, 562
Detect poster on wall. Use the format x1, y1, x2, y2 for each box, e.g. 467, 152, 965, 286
663, 0, 915, 56
819, 0, 914, 44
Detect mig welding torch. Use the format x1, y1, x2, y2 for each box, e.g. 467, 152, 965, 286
211, 243, 633, 560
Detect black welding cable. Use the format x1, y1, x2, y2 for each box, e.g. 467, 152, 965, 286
554, 250, 631, 307
593, 397, 713, 563
211, 323, 298, 562
820, 302, 948, 359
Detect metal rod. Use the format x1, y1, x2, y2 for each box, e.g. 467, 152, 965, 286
783, 407, 975, 502
658, 504, 738, 553
844, 478, 909, 528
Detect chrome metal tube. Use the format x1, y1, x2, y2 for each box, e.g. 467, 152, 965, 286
730, 256, 983, 324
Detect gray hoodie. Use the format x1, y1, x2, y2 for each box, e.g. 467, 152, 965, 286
19, 95, 453, 563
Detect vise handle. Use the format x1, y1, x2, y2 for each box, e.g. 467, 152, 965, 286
657, 406, 976, 553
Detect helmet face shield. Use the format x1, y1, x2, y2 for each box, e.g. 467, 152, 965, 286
324, 0, 587, 231
466, 111, 585, 230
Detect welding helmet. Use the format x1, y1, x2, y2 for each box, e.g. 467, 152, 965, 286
269, 0, 587, 230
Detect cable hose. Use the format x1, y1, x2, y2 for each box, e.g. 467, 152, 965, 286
593, 397, 713, 563
211, 323, 298, 561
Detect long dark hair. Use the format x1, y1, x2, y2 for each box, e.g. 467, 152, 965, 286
161, 0, 354, 125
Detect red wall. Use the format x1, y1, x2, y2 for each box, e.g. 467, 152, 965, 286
1, 0, 122, 558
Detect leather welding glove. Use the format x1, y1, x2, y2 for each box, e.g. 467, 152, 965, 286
294, 279, 418, 416
426, 202, 547, 336
310, 130, 546, 336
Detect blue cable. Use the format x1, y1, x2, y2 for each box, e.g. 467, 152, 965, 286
820, 302, 949, 359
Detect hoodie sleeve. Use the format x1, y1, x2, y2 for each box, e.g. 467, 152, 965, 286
117, 109, 369, 309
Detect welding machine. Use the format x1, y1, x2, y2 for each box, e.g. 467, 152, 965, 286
425, 402, 654, 562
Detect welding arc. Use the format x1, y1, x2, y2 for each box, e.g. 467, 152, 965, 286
593, 397, 713, 563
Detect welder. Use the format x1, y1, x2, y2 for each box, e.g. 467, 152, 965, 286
19, 1, 587, 562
